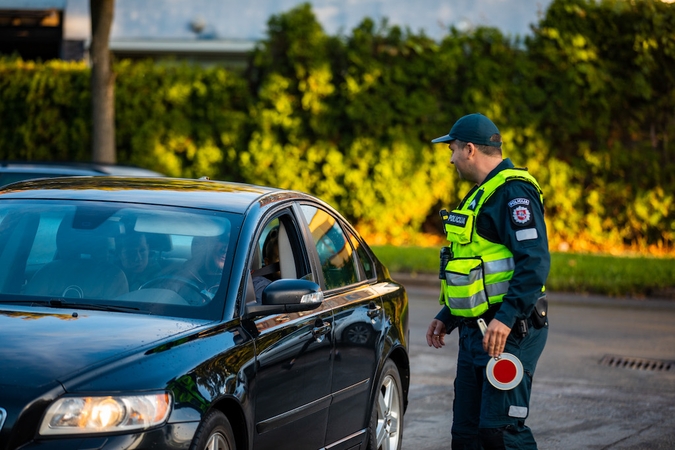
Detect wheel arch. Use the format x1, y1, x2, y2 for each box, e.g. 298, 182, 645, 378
386, 346, 410, 412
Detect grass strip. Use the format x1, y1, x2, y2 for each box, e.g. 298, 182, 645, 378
370, 245, 675, 299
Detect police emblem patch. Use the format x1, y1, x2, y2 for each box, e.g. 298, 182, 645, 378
509, 198, 533, 226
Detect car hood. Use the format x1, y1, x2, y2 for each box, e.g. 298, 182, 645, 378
0, 305, 211, 389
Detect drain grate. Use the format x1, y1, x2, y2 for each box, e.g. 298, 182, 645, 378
599, 355, 674, 372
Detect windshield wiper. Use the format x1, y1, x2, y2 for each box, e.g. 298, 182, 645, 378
1, 298, 142, 313
48, 299, 142, 313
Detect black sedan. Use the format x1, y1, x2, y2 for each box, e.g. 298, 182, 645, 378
0, 177, 409, 450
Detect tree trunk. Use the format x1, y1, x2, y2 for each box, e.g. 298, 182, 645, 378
90, 0, 116, 163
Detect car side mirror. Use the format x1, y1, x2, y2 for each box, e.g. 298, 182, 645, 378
243, 279, 323, 319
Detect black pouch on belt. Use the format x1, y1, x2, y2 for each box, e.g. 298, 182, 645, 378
530, 295, 548, 329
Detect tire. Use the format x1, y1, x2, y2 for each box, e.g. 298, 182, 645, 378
367, 359, 404, 450
190, 410, 236, 450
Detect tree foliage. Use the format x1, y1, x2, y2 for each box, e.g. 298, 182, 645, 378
525, 0, 675, 252
0, 59, 250, 179
113, 60, 250, 179
1, 0, 674, 253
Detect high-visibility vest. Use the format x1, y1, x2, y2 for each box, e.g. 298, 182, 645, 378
440, 168, 544, 318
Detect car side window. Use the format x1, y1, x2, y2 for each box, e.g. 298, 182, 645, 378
247, 213, 309, 304
248, 218, 281, 303
300, 205, 358, 290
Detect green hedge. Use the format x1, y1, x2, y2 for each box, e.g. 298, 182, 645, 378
0, 59, 91, 161
0, 59, 250, 179
113, 60, 250, 179
1, 0, 674, 254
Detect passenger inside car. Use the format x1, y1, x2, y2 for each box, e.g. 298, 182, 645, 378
114, 232, 161, 291
253, 226, 280, 302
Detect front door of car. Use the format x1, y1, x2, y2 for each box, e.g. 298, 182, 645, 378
299, 204, 384, 447
247, 213, 334, 450
325, 287, 383, 446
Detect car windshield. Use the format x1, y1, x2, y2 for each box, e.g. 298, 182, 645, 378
0, 200, 241, 320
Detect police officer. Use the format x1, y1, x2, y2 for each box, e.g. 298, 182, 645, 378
426, 113, 550, 450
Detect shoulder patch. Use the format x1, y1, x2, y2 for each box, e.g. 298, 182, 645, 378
508, 198, 530, 208
509, 198, 533, 226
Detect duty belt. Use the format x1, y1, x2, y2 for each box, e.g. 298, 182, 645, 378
460, 304, 499, 328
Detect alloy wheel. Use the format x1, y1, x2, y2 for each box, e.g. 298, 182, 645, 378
205, 431, 231, 450
375, 373, 402, 450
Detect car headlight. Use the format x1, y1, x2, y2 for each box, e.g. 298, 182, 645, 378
39, 393, 172, 435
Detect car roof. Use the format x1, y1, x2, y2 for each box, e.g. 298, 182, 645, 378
0, 176, 302, 214
0, 161, 163, 177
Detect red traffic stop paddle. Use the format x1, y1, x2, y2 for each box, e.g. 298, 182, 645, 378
477, 319, 524, 390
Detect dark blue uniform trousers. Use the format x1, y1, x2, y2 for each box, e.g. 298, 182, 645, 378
451, 322, 548, 450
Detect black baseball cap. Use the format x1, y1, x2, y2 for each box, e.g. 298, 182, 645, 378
431, 113, 502, 147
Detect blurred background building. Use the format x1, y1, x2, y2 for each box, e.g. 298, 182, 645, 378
0, 0, 553, 67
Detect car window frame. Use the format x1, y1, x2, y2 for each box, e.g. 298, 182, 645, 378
240, 205, 313, 312
345, 228, 377, 282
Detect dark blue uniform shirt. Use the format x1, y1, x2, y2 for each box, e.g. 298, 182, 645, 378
436, 158, 551, 330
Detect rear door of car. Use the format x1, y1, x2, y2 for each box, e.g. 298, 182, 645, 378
297, 203, 385, 449
247, 208, 334, 450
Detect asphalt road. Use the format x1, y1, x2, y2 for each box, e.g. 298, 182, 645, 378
400, 283, 675, 450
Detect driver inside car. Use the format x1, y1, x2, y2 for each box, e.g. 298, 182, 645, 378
179, 233, 229, 302
252, 226, 281, 302
115, 232, 161, 291
147, 231, 230, 305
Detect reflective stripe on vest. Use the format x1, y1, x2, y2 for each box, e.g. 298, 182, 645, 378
441, 168, 543, 317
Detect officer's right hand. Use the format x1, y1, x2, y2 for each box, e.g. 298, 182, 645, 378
426, 319, 447, 349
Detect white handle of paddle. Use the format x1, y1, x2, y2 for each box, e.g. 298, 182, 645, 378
477, 318, 488, 336
477, 318, 500, 360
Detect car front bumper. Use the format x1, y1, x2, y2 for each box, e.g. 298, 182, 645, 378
14, 422, 199, 450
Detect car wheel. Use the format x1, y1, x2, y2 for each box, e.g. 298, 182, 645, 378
368, 359, 403, 450
190, 410, 236, 450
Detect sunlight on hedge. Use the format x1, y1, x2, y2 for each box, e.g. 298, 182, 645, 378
2, 0, 675, 257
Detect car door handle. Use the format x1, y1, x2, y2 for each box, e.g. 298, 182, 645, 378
367, 301, 381, 319
312, 321, 332, 341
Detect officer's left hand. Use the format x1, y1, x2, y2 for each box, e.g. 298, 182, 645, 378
483, 319, 511, 358
426, 319, 447, 349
